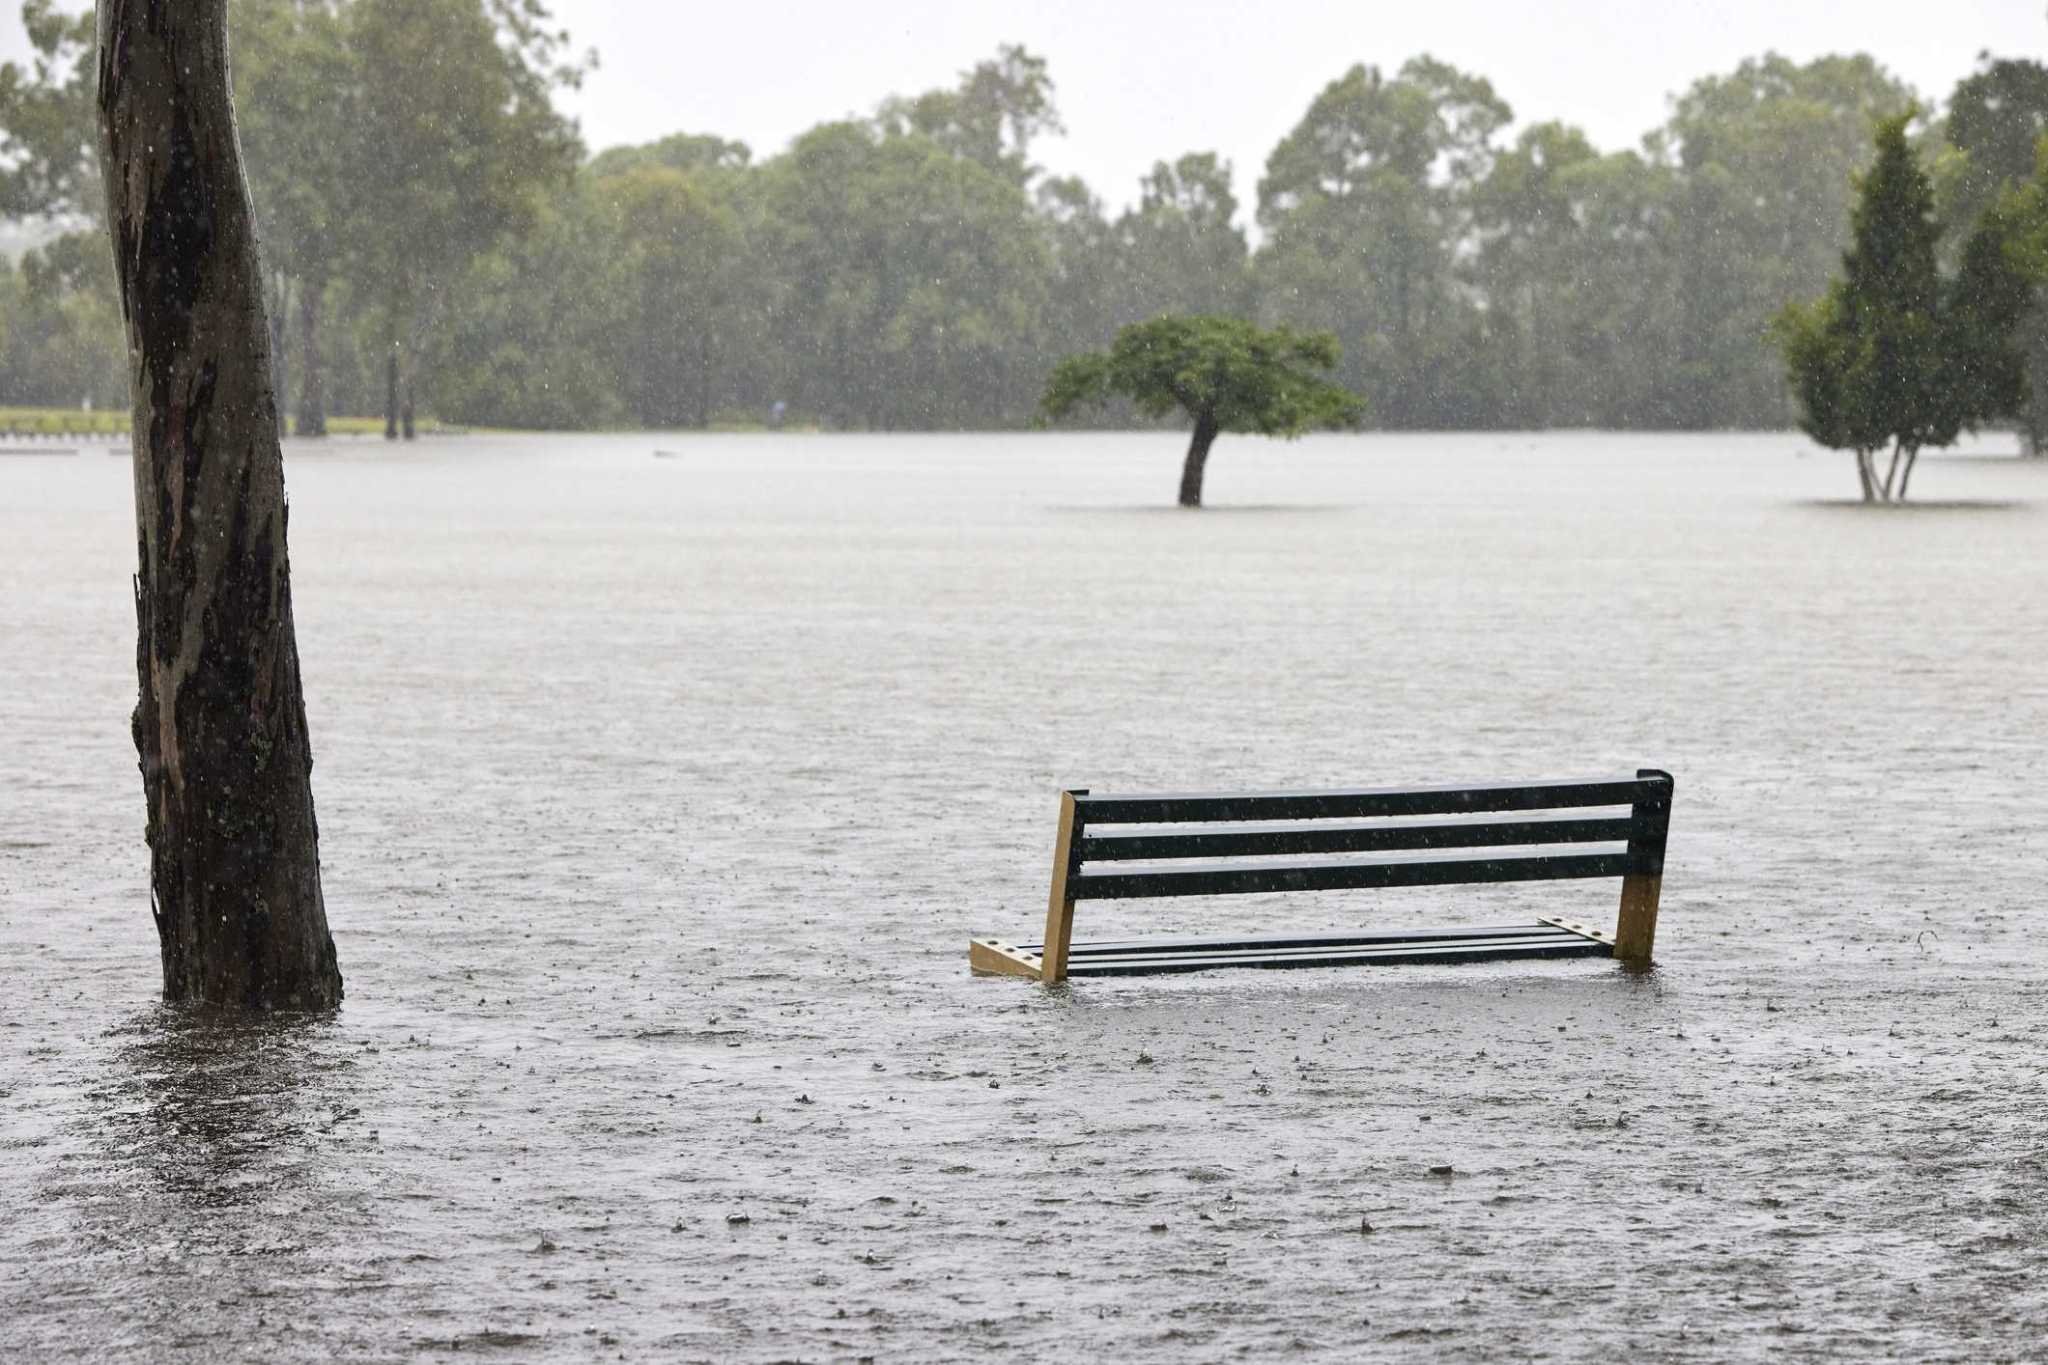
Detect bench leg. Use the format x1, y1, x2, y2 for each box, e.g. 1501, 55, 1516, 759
1614, 873, 1661, 965
1615, 768, 1672, 967
1038, 791, 1083, 984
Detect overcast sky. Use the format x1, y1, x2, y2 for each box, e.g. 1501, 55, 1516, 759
5, 0, 2044, 212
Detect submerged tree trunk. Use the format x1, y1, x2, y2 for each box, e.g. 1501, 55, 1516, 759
295, 282, 327, 437
98, 0, 342, 1009
384, 349, 399, 440
1179, 410, 1220, 508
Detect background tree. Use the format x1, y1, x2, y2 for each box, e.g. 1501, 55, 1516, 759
1040, 315, 1365, 507
1471, 121, 1604, 426
339, 0, 585, 438
1254, 56, 1510, 427
97, 0, 341, 1007
1943, 56, 2048, 452
596, 160, 748, 428
235, 0, 353, 436
1036, 172, 1122, 356
1773, 113, 2021, 503
0, 1, 122, 411
426, 184, 631, 429
1654, 54, 1915, 427
11, 29, 2037, 437
874, 43, 1061, 186
1109, 152, 1250, 325
0, 0, 96, 223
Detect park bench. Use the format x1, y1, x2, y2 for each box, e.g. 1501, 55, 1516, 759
969, 770, 1673, 982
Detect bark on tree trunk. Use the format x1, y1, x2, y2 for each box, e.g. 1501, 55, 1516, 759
269, 274, 289, 441
1855, 449, 1876, 503
1179, 411, 1219, 508
98, 0, 342, 1009
697, 332, 712, 429
1896, 445, 1920, 502
401, 382, 415, 441
384, 349, 399, 440
295, 282, 326, 437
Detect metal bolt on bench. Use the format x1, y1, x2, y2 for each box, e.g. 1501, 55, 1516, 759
969, 769, 1674, 982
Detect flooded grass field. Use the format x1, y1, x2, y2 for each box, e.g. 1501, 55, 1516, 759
3, 431, 2046, 1361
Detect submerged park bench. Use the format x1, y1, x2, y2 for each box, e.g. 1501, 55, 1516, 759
969, 770, 1674, 982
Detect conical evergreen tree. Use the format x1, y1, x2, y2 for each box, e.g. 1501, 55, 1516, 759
1773, 110, 2022, 501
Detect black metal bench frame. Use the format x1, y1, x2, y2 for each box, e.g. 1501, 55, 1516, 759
970, 769, 1673, 982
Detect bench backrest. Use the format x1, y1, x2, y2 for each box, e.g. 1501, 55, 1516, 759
1038, 769, 1673, 981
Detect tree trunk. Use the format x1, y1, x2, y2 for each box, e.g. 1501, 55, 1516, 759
269, 274, 289, 440
697, 331, 713, 429
1895, 445, 1920, 502
1854, 449, 1876, 503
384, 349, 399, 440
97, 0, 342, 1009
295, 282, 326, 437
401, 381, 415, 440
1179, 411, 1219, 508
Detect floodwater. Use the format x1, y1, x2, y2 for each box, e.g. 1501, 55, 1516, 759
2, 431, 2046, 1362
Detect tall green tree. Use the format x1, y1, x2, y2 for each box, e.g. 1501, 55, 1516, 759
0, 0, 96, 222
752, 102, 1053, 429
1471, 122, 1603, 426
1040, 315, 1365, 507
428, 183, 631, 429
1944, 57, 2048, 453
235, 0, 354, 435
874, 44, 1061, 186
1113, 153, 1250, 324
339, 0, 585, 437
1254, 57, 1510, 427
596, 160, 749, 427
1774, 113, 2022, 502
1037, 173, 1122, 353
1655, 54, 1915, 427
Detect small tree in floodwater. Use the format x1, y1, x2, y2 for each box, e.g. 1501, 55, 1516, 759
1039, 315, 1365, 507
98, 0, 342, 1008
1772, 112, 2026, 503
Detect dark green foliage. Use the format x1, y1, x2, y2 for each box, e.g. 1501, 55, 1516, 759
1042, 315, 1363, 433
1041, 315, 1363, 505
1940, 204, 2030, 438
1774, 113, 2025, 500
1253, 57, 1511, 428
0, 0, 95, 221
1946, 58, 2048, 221
0, 21, 2020, 437
1943, 56, 2048, 453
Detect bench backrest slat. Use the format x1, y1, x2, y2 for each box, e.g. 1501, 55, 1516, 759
1072, 776, 1657, 825
1080, 812, 1633, 862
1075, 847, 1630, 901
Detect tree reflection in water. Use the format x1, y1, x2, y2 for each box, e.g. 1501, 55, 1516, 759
88, 1007, 354, 1225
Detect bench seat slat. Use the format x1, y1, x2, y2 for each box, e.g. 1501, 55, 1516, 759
1074, 847, 1630, 900
1060, 933, 1613, 977
1075, 776, 1655, 825
1022, 922, 1578, 956
1080, 813, 1633, 861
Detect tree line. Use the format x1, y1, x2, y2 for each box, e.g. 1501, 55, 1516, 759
4, 1, 2048, 437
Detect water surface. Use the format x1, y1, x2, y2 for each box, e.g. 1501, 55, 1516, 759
3, 432, 2046, 1360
